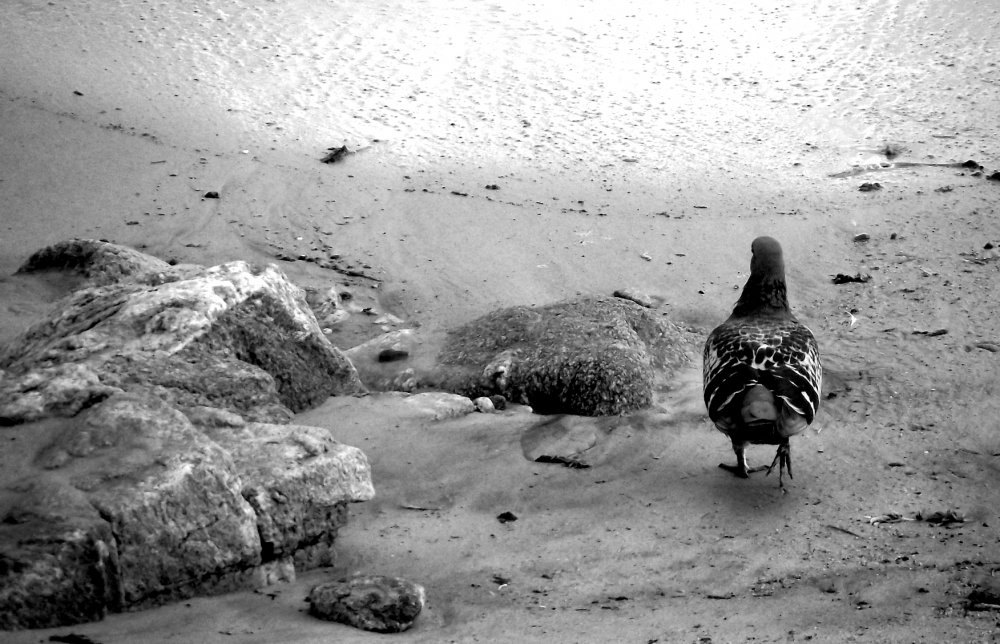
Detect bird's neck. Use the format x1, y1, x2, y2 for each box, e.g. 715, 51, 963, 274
731, 272, 791, 318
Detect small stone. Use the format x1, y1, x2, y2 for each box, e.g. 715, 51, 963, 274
473, 396, 495, 413
986, 171, 1000, 182
859, 182, 882, 192
309, 576, 424, 633
204, 191, 220, 199
612, 288, 654, 308
853, 233, 870, 243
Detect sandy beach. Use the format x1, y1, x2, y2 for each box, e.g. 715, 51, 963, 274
3, 0, 1000, 641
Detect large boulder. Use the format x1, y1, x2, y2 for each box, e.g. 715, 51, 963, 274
433, 296, 695, 415
1, 239, 365, 424
0, 241, 374, 630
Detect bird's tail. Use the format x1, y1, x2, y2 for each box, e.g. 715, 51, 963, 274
740, 384, 809, 437
740, 384, 778, 424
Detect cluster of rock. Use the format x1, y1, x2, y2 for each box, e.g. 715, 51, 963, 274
1, 239, 694, 632
0, 240, 374, 630
344, 297, 695, 417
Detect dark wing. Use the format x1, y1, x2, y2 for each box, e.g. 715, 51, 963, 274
703, 318, 822, 425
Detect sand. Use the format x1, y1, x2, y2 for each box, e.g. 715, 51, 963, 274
3, 0, 1000, 641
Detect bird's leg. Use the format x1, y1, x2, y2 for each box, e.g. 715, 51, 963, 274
719, 441, 753, 478
764, 440, 793, 490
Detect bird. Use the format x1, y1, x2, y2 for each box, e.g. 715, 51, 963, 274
702, 236, 822, 490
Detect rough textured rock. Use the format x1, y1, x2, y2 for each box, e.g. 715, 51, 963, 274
0, 240, 374, 630
15, 238, 173, 287
343, 328, 423, 391
0, 239, 364, 424
204, 422, 375, 569
0, 479, 121, 630
434, 296, 695, 415
309, 575, 425, 633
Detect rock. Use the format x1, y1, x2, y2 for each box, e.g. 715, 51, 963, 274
0, 240, 365, 424
613, 288, 654, 308
0, 241, 374, 630
0, 363, 121, 425
403, 392, 477, 420
434, 297, 694, 416
309, 575, 425, 633
204, 422, 374, 569
16, 238, 171, 287
0, 479, 120, 630
343, 329, 423, 391
0, 393, 374, 629
489, 394, 507, 410
473, 396, 495, 413
305, 286, 349, 329
859, 182, 882, 192
3, 392, 263, 619
986, 171, 1000, 182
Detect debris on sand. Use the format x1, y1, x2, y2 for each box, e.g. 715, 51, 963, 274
832, 273, 872, 284
967, 578, 1000, 612
879, 143, 907, 159
912, 328, 948, 337
321, 146, 350, 164
534, 454, 590, 469
865, 512, 914, 526
916, 509, 965, 525
865, 510, 965, 526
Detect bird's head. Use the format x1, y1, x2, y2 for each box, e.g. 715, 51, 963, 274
749, 236, 785, 279
732, 236, 790, 317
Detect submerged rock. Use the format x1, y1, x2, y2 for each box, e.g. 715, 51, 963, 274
309, 575, 425, 633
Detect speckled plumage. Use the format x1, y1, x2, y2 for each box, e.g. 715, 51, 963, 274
703, 236, 822, 489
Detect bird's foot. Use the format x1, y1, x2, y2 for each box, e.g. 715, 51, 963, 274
763, 443, 793, 491
718, 462, 750, 478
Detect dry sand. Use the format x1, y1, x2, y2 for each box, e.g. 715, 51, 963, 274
3, 0, 1000, 641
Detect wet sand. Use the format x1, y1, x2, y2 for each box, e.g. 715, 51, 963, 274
3, 0, 1000, 641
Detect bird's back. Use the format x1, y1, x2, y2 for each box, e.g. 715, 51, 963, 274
703, 311, 822, 439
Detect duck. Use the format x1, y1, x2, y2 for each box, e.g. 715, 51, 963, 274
702, 236, 822, 490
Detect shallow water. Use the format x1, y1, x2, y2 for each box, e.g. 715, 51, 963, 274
5, 0, 998, 182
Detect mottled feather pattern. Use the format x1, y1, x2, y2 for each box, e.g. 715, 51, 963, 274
703, 316, 822, 429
